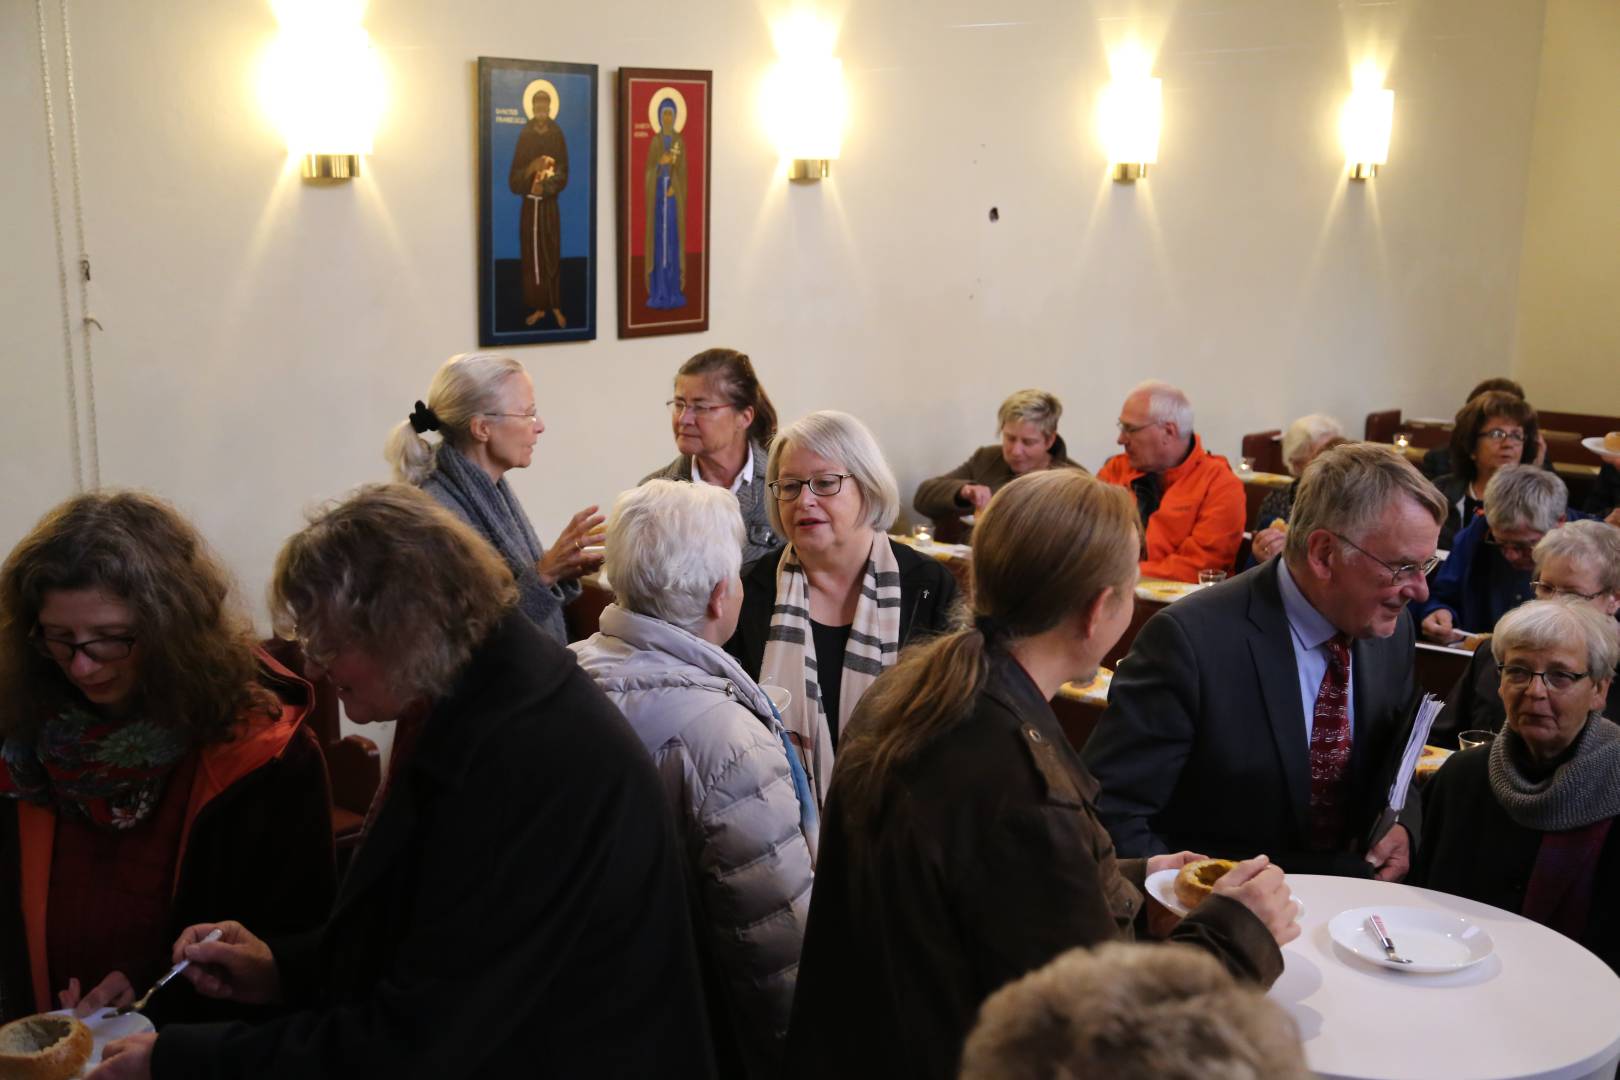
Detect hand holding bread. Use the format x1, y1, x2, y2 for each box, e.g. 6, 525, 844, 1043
1211, 855, 1301, 946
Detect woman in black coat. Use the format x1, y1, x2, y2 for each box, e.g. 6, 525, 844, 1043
786, 472, 1295, 1079
93, 486, 712, 1080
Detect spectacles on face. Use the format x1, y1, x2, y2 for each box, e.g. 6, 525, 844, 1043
769, 473, 853, 502
1331, 532, 1441, 586
1116, 419, 1162, 436
1477, 428, 1526, 445
666, 399, 735, 419
484, 409, 538, 422
1532, 579, 1606, 602
32, 631, 136, 663
1484, 531, 1540, 558
1498, 663, 1589, 693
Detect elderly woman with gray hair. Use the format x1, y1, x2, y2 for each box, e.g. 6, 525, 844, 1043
92, 485, 711, 1079
1414, 599, 1620, 973
1248, 414, 1347, 563
1418, 465, 1575, 644
572, 479, 815, 1078
912, 389, 1085, 521
385, 351, 604, 644
726, 410, 958, 808
1435, 519, 1620, 747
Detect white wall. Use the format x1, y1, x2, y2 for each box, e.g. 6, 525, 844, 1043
6, 0, 1550, 610
1513, 0, 1620, 415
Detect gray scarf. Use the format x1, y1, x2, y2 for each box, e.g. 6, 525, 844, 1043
425, 444, 571, 644
1488, 716, 1620, 831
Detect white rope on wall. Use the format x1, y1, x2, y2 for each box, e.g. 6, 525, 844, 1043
34, 0, 85, 492
59, 0, 101, 490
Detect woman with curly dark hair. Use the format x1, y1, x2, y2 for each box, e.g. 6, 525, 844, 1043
0, 491, 334, 1026
1437, 390, 1542, 547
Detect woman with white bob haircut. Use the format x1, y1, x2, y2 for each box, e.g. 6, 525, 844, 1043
726, 410, 958, 807
1416, 599, 1620, 974
384, 352, 603, 644
571, 479, 816, 1078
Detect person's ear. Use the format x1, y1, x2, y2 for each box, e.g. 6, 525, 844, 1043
706, 578, 729, 622
468, 414, 492, 445
737, 405, 755, 432
1303, 529, 1338, 582
1081, 585, 1119, 640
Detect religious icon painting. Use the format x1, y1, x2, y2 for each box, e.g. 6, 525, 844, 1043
477, 57, 598, 346
615, 68, 712, 338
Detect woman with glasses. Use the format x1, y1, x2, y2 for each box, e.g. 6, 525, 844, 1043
1418, 465, 1573, 645
385, 351, 603, 644
642, 348, 782, 564
1434, 519, 1620, 747
1435, 390, 1543, 548
1414, 599, 1620, 974
0, 491, 334, 1025
725, 410, 958, 808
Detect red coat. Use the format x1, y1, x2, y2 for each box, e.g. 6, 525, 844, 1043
1097, 435, 1245, 583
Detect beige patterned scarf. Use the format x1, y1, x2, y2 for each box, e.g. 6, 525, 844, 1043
760, 534, 902, 807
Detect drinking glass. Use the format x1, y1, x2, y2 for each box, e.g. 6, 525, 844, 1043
1198, 569, 1228, 588
1457, 729, 1494, 751
1237, 457, 1255, 476
911, 523, 934, 547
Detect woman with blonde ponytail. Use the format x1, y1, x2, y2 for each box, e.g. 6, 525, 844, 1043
786, 471, 1299, 1078
384, 352, 604, 644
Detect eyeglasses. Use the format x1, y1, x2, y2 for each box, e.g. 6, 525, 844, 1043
1484, 532, 1540, 558
769, 473, 853, 501
666, 399, 734, 418
1116, 419, 1162, 436
32, 631, 137, 663
1532, 579, 1606, 602
483, 409, 538, 421
1331, 532, 1441, 586
1499, 663, 1589, 692
1477, 428, 1526, 445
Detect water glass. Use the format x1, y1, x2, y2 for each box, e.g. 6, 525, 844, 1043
1237, 457, 1255, 476
1457, 729, 1494, 751
1198, 569, 1228, 588
911, 523, 934, 547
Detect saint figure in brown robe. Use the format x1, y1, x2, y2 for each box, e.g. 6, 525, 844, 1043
507, 89, 570, 327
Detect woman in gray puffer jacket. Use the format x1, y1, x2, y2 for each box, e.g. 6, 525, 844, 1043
572, 480, 816, 1079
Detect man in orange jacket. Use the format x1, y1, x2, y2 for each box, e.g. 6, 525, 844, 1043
1097, 380, 1245, 583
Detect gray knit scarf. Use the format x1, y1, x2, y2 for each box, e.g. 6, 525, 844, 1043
1488, 716, 1620, 831
426, 444, 566, 643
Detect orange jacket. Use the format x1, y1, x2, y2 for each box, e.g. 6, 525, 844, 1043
1097, 435, 1246, 583
14, 650, 316, 1014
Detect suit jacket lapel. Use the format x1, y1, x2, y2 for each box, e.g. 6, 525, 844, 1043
1248, 563, 1310, 838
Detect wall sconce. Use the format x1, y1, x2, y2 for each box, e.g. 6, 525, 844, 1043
1341, 64, 1393, 181
764, 14, 846, 182
260, 0, 385, 181
1100, 45, 1161, 182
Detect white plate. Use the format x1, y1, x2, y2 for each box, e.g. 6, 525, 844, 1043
959, 513, 976, 526
1135, 581, 1202, 604
1581, 436, 1620, 462
43, 1008, 155, 1076
1327, 905, 1494, 973
1143, 867, 1305, 920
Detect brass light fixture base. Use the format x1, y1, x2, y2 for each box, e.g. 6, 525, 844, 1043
1111, 162, 1148, 183
1349, 162, 1379, 181
302, 154, 362, 181
789, 158, 830, 182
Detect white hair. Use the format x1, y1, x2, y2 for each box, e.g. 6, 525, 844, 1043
1131, 379, 1195, 434
765, 411, 900, 534
605, 480, 744, 635
384, 352, 527, 485
1281, 414, 1346, 477
1492, 598, 1620, 684
1285, 443, 1448, 564
1484, 465, 1567, 534
996, 389, 1062, 438
1535, 519, 1620, 594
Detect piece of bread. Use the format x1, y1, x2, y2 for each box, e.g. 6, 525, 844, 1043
1269, 518, 1288, 533
1459, 632, 1491, 653
1173, 858, 1237, 910
1605, 431, 1620, 454
1416, 744, 1452, 782
0, 1014, 93, 1080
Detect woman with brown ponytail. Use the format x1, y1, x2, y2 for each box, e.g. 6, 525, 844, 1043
784, 470, 1299, 1078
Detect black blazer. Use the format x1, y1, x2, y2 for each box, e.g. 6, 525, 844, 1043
1083, 560, 1422, 877
725, 537, 959, 680
152, 615, 714, 1079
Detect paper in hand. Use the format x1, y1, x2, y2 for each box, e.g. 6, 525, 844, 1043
1368, 693, 1445, 844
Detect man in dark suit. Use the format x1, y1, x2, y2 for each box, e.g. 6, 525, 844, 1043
1084, 443, 1448, 879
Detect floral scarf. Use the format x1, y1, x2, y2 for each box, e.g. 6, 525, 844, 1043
0, 705, 191, 830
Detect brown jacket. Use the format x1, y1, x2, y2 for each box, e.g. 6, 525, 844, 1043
786, 649, 1282, 1079
913, 437, 1086, 521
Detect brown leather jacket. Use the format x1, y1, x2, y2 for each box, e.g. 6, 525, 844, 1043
913, 436, 1086, 521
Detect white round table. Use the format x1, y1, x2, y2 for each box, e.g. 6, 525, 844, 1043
1271, 876, 1620, 1080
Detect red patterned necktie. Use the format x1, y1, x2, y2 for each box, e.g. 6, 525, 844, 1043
1308, 634, 1353, 850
